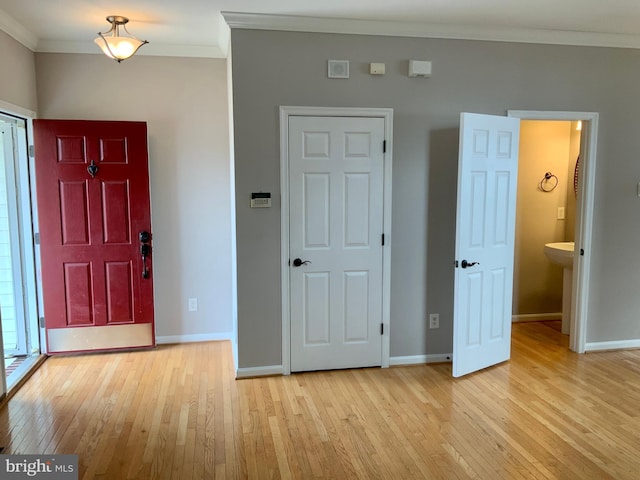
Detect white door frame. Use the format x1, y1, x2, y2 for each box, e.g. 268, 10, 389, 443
279, 106, 393, 375
508, 110, 598, 354
0, 104, 41, 362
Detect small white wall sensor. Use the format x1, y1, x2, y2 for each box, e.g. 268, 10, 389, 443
369, 63, 386, 75
408, 60, 432, 77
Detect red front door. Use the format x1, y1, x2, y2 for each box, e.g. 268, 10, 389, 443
34, 120, 155, 354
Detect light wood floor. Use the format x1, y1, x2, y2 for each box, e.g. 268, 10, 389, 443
2, 322, 640, 479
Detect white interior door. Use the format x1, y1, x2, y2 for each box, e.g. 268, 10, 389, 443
453, 112, 520, 377
289, 115, 385, 372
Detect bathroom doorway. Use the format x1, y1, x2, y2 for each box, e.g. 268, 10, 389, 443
513, 120, 579, 341
508, 111, 598, 354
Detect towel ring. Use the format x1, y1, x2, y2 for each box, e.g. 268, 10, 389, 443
539, 172, 558, 192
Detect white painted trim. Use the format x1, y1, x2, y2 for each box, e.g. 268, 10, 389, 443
280, 106, 393, 375
390, 354, 452, 366
0, 100, 36, 120
585, 340, 640, 352
222, 12, 640, 50
227, 37, 238, 374
236, 365, 284, 379
216, 13, 231, 58
0, 9, 38, 51
508, 110, 598, 355
279, 108, 291, 375
7, 9, 640, 60
512, 313, 562, 323
156, 332, 233, 345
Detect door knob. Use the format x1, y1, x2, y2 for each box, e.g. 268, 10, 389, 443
461, 259, 479, 269
292, 258, 311, 267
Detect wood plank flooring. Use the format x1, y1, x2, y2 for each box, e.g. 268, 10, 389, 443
1, 321, 640, 479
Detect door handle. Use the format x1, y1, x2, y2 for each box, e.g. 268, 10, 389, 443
292, 258, 311, 267
140, 231, 151, 279
461, 259, 479, 269
140, 244, 151, 278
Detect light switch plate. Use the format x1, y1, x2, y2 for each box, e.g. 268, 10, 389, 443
557, 207, 566, 220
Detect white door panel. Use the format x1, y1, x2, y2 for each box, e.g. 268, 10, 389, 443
290, 116, 384, 372
453, 113, 520, 377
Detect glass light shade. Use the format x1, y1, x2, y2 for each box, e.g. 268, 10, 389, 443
94, 36, 146, 62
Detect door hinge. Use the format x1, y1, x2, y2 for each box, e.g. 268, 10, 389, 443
34, 232, 40, 245
381, 323, 384, 335
39, 316, 45, 328
580, 248, 584, 256
383, 140, 386, 153
28, 145, 35, 158
455, 260, 459, 268
381, 233, 385, 246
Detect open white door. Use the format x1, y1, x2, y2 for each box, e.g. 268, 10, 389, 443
453, 113, 520, 377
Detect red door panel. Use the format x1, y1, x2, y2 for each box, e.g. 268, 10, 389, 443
35, 120, 154, 353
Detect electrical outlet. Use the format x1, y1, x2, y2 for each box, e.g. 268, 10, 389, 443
188, 298, 198, 312
429, 313, 439, 329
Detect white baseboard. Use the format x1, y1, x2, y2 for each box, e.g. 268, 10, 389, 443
512, 313, 562, 323
236, 365, 284, 378
156, 332, 233, 345
236, 354, 454, 377
585, 339, 640, 352
390, 353, 452, 366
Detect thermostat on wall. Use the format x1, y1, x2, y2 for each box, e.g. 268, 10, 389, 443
251, 192, 271, 208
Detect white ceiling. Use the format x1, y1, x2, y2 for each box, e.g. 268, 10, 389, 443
2, 0, 640, 59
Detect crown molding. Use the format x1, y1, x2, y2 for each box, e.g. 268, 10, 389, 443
216, 14, 231, 57
222, 11, 640, 50
36, 40, 226, 59
0, 8, 38, 50
5, 8, 640, 60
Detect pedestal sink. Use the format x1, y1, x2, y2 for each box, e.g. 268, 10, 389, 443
544, 242, 574, 335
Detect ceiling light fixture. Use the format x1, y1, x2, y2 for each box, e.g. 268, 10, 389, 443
95, 16, 148, 63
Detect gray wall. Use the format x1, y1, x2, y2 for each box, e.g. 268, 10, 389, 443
0, 30, 37, 111
35, 53, 234, 341
231, 28, 640, 368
